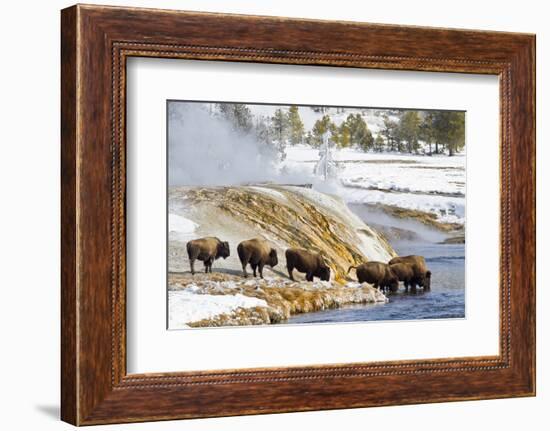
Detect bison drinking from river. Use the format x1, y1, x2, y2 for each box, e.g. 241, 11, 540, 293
389, 255, 431, 290
389, 262, 416, 291
348, 261, 399, 292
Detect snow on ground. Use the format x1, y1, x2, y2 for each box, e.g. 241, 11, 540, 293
167, 272, 389, 329
246, 186, 287, 200
168, 289, 267, 329
282, 145, 465, 225
340, 188, 464, 225
169, 213, 198, 242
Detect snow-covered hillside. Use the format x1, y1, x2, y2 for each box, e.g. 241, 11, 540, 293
282, 145, 465, 226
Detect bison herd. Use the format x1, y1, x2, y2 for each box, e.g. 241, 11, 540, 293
348, 256, 431, 292
186, 236, 431, 293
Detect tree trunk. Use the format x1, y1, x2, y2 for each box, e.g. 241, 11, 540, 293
448, 143, 454, 156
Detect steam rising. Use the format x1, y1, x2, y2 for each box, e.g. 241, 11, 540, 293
169, 102, 309, 186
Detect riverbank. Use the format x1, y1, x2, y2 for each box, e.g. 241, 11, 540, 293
169, 272, 387, 329
286, 242, 465, 324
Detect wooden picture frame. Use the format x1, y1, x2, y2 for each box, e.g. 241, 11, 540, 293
61, 4, 536, 425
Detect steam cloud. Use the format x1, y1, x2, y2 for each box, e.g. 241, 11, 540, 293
169, 102, 308, 186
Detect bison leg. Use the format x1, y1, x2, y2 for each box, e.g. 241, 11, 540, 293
288, 269, 294, 281
287, 263, 295, 281
306, 272, 314, 282
204, 257, 213, 273
241, 262, 248, 278
238, 246, 250, 278
258, 263, 265, 279
189, 259, 196, 275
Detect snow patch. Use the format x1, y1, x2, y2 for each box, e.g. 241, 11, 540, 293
247, 186, 286, 201
168, 290, 268, 329
169, 213, 198, 241
283, 146, 465, 225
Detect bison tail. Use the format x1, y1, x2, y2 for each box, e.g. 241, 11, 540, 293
346, 265, 357, 275
237, 243, 245, 262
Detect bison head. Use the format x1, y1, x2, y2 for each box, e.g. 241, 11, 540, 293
318, 266, 331, 282
217, 241, 230, 259
387, 273, 399, 292
268, 249, 278, 267
422, 270, 432, 289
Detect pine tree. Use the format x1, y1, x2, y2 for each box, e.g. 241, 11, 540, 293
287, 106, 305, 145
399, 111, 421, 153
374, 134, 385, 152
271, 108, 290, 148
338, 121, 351, 148
381, 115, 400, 152
216, 103, 253, 133
255, 116, 273, 147
311, 115, 337, 147
419, 112, 435, 155
344, 113, 373, 151
446, 112, 465, 156
431, 111, 465, 156
304, 131, 314, 146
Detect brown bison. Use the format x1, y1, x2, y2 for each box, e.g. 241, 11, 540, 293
186, 237, 230, 275
389, 262, 416, 291
389, 255, 431, 290
347, 261, 399, 292
285, 248, 331, 282
237, 238, 278, 278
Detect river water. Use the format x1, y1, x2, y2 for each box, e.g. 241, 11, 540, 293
285, 205, 465, 324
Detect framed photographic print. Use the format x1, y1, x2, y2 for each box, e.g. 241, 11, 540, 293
61, 4, 536, 425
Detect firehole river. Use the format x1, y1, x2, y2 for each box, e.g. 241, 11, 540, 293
285, 205, 466, 324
